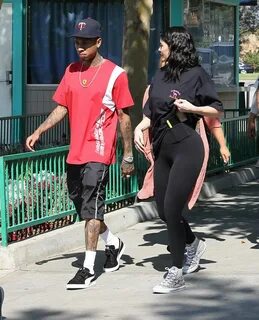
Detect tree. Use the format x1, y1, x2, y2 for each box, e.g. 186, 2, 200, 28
243, 51, 259, 72
239, 5, 259, 67
122, 0, 153, 128
239, 5, 259, 35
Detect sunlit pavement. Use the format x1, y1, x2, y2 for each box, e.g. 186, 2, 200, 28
1, 180, 259, 320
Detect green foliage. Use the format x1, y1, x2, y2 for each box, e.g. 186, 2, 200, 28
239, 72, 259, 81
239, 6, 259, 62
239, 6, 259, 35
243, 51, 259, 71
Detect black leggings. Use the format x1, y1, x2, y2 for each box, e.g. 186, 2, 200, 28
154, 128, 204, 268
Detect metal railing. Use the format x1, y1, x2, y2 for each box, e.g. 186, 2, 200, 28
0, 114, 258, 247
0, 143, 145, 246
207, 116, 259, 173
223, 108, 250, 118
0, 114, 70, 155
0, 110, 251, 153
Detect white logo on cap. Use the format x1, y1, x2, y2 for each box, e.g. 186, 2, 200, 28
78, 22, 86, 30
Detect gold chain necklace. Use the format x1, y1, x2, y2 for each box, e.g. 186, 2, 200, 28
79, 58, 103, 88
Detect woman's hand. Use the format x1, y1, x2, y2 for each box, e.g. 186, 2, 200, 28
174, 99, 196, 113
220, 146, 231, 164
134, 117, 151, 153
174, 99, 222, 117
134, 127, 145, 153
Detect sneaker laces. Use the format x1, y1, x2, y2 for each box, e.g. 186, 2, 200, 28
161, 267, 179, 287
185, 245, 197, 266
74, 268, 91, 281
105, 246, 117, 264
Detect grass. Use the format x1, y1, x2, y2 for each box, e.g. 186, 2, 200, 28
239, 72, 259, 81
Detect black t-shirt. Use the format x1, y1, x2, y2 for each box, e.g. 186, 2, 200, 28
143, 65, 223, 156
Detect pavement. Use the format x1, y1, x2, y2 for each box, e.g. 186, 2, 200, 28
0, 163, 259, 320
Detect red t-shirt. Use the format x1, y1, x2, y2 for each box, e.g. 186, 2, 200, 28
53, 59, 134, 165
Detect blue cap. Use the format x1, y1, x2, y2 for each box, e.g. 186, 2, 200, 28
70, 18, 101, 38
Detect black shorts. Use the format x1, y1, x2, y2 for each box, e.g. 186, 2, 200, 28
67, 162, 109, 220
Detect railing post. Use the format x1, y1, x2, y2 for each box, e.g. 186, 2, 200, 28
0, 156, 8, 246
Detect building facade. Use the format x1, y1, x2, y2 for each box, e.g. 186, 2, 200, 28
0, 0, 239, 118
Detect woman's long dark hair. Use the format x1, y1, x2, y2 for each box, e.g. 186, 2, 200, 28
161, 26, 199, 81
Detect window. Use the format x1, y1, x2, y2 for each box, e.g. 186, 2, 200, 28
27, 0, 168, 85
184, 0, 236, 86
27, 0, 124, 84
148, 0, 169, 81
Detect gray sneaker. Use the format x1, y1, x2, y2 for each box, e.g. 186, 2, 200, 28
183, 238, 206, 274
153, 267, 185, 294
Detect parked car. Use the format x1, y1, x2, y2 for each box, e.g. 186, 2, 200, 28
197, 47, 234, 85
210, 42, 234, 58
240, 0, 257, 5
239, 61, 254, 74
197, 48, 218, 77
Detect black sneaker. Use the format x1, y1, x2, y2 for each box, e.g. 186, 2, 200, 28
103, 239, 125, 272
66, 268, 96, 290
0, 286, 4, 319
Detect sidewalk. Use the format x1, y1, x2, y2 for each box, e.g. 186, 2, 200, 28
0, 164, 259, 319
1, 164, 259, 270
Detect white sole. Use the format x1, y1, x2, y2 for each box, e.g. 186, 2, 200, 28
103, 242, 126, 273
153, 284, 185, 294
66, 276, 96, 290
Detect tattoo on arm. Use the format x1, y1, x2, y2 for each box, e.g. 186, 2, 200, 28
118, 109, 133, 155
37, 105, 67, 134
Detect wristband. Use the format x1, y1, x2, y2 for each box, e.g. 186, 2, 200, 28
122, 156, 134, 164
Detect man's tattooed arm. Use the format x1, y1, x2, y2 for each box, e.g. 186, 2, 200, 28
25, 105, 67, 151
36, 105, 68, 135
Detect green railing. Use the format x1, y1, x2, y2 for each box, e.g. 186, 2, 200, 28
224, 108, 250, 118
0, 114, 69, 155
0, 144, 145, 247
207, 116, 259, 173
0, 115, 258, 247
0, 110, 250, 155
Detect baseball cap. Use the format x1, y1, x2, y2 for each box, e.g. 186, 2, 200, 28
70, 18, 101, 38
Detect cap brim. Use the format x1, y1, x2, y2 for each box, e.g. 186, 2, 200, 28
69, 32, 101, 38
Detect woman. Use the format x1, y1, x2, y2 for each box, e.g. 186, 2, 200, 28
134, 27, 223, 294
137, 86, 230, 201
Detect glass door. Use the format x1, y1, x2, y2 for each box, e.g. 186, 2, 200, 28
0, 2, 12, 117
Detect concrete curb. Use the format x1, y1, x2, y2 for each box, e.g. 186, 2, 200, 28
200, 164, 259, 199
0, 201, 158, 270
1, 163, 259, 270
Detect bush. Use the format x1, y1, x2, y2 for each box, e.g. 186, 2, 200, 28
243, 51, 259, 72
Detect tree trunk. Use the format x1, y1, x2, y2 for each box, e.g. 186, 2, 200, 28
122, 0, 153, 129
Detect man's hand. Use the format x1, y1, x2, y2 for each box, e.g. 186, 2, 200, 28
26, 131, 40, 151
25, 105, 67, 151
247, 113, 257, 139
121, 159, 134, 178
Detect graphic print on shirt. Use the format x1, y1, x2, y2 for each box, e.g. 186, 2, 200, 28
93, 65, 124, 156
94, 108, 106, 156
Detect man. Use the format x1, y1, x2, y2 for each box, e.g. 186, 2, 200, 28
26, 18, 134, 290
247, 78, 259, 167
